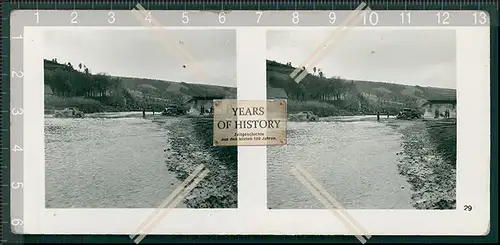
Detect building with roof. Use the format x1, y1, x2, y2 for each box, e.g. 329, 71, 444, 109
420, 94, 457, 119
185, 95, 226, 115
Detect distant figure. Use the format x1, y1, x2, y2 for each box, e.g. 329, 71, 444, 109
200, 104, 205, 115
377, 111, 380, 121
210, 105, 214, 115
153, 110, 155, 115
446, 109, 450, 118
387, 111, 389, 118
142, 108, 146, 118
434, 109, 439, 118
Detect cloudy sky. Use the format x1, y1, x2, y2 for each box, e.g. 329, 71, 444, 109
44, 29, 237, 87
267, 29, 456, 89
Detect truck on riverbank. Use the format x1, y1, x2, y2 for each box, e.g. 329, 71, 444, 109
396, 108, 422, 120
289, 111, 319, 122
54, 108, 85, 118
161, 104, 187, 116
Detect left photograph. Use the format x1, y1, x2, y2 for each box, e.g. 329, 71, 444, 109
43, 29, 238, 208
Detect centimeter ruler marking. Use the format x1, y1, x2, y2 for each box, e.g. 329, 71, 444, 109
3, 1, 499, 10
1, 1, 25, 243
0, 0, 7, 241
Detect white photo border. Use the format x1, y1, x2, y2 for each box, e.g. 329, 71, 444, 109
22, 26, 490, 235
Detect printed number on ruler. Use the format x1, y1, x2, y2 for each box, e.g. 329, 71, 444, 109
329, 12, 336, 24
400, 12, 411, 24
219, 12, 226, 24
12, 182, 24, 189
12, 219, 24, 227
292, 12, 299, 24
12, 145, 23, 152
256, 11, 263, 23
145, 11, 152, 24
364, 12, 379, 25
12, 108, 23, 116
108, 12, 116, 24
473, 12, 488, 25
11, 71, 24, 79
182, 12, 189, 24
71, 11, 78, 24
436, 12, 450, 25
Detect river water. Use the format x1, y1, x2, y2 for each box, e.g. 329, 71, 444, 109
46, 113, 414, 209
45, 112, 185, 208
267, 116, 415, 209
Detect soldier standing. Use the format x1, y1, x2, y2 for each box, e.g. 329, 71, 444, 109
377, 111, 380, 121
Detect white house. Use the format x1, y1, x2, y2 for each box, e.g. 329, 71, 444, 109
420, 99, 457, 119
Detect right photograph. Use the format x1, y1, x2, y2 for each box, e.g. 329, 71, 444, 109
266, 29, 457, 210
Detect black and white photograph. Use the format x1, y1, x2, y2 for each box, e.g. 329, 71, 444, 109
266, 29, 457, 210
43, 29, 238, 208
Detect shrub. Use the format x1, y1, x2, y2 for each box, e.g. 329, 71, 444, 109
45, 95, 105, 113
286, 100, 356, 117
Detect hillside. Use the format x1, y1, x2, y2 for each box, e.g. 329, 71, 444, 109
118, 76, 236, 101
44, 59, 237, 112
266, 59, 456, 115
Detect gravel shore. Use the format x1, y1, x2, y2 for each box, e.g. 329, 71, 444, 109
162, 117, 238, 208
387, 119, 456, 209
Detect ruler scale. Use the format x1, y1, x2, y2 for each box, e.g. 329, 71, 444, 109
0, 10, 494, 26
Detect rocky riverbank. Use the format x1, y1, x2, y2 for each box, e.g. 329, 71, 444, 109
388, 119, 457, 209
162, 117, 238, 208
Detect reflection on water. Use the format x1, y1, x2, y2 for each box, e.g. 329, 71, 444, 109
267, 117, 414, 209
45, 113, 184, 208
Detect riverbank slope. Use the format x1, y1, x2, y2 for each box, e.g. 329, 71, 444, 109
161, 117, 238, 208
388, 119, 456, 209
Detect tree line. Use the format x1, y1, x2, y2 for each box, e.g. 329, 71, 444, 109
269, 60, 423, 114
44, 59, 124, 98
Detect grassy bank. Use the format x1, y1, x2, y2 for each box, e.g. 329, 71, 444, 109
389, 120, 456, 209
425, 120, 457, 166
287, 100, 358, 117
45, 95, 109, 113
45, 95, 169, 114
164, 118, 237, 208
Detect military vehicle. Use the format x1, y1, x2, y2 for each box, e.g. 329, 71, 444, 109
396, 108, 422, 119
289, 111, 319, 122
53, 108, 85, 118
161, 104, 186, 116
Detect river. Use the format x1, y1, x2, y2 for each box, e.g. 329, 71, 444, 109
46, 113, 413, 209
267, 116, 415, 209
45, 112, 186, 208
